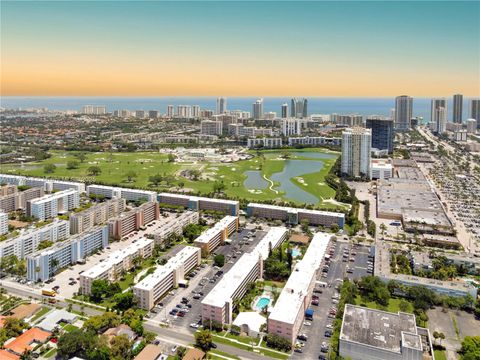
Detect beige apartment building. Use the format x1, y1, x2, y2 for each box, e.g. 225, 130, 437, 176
193, 216, 238, 255
70, 198, 126, 234
108, 202, 159, 239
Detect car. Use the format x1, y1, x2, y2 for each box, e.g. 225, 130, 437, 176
297, 334, 308, 341
190, 323, 200, 329
182, 297, 189, 302
326, 324, 333, 329
313, 289, 323, 294
294, 348, 303, 353
171, 346, 178, 353
346, 268, 354, 273
303, 321, 312, 326
318, 354, 328, 360
209, 279, 216, 283
176, 304, 184, 309
210, 343, 217, 349
177, 312, 185, 317
324, 330, 333, 337
193, 295, 201, 300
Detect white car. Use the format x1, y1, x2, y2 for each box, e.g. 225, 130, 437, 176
303, 321, 312, 326
190, 323, 200, 329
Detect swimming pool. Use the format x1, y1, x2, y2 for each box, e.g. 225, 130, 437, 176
255, 297, 271, 311
291, 248, 301, 258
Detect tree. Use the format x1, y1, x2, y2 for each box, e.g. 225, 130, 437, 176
87, 166, 102, 176
214, 254, 225, 267
67, 160, 80, 170
90, 279, 109, 302
74, 152, 87, 163
190, 170, 201, 181
195, 329, 213, 352
149, 174, 163, 186
113, 291, 135, 311
125, 170, 137, 182
167, 153, 176, 163
459, 336, 480, 360
110, 334, 132, 360
265, 333, 292, 352
44, 163, 56, 174
398, 299, 410, 312
213, 181, 226, 194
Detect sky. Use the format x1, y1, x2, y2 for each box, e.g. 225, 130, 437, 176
1, 1, 479, 97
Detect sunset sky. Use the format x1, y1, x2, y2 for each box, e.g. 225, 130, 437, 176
1, 1, 479, 97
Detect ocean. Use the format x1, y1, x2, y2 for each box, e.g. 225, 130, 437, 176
0, 96, 475, 122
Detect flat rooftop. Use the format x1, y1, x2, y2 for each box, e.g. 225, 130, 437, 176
29, 189, 77, 204
340, 304, 419, 354
268, 232, 331, 325
134, 245, 199, 291
247, 203, 344, 218
251, 227, 288, 260
194, 216, 237, 244
159, 192, 239, 205
82, 237, 153, 279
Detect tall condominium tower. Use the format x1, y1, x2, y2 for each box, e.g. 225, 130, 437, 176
394, 95, 413, 131
252, 99, 264, 120
431, 98, 447, 134
366, 117, 394, 154
471, 99, 480, 128
341, 127, 372, 179
281, 103, 288, 118
166, 105, 174, 117
216, 97, 227, 114
290, 98, 308, 118
453, 94, 463, 123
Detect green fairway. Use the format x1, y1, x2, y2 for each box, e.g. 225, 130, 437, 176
1, 148, 343, 208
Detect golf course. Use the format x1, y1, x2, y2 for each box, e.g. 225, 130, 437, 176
1, 148, 345, 208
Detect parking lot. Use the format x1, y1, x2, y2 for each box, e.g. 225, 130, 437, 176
149, 225, 269, 334
292, 239, 374, 359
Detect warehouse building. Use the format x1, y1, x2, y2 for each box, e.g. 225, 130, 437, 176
0, 220, 70, 259
267, 232, 331, 344
70, 198, 126, 234
193, 216, 238, 255
80, 237, 154, 295
108, 202, 159, 239
247, 203, 345, 228
27, 189, 80, 221
158, 193, 239, 216
339, 304, 435, 360
27, 225, 109, 281
202, 227, 288, 325
133, 246, 201, 310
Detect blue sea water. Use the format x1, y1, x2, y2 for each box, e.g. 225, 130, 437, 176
0, 96, 475, 122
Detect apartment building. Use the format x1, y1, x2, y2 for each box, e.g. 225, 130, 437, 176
27, 225, 109, 281
247, 137, 283, 149
27, 189, 80, 221
0, 174, 85, 193
133, 246, 201, 310
86, 184, 157, 203
200, 120, 223, 136
287, 136, 341, 147
80, 237, 154, 295
153, 211, 199, 245
0, 184, 17, 196
193, 216, 238, 255
246, 203, 345, 228
0, 220, 70, 259
202, 227, 288, 325
0, 187, 45, 213
268, 232, 331, 344
108, 202, 159, 240
0, 212, 7, 236
158, 193, 239, 216
70, 198, 126, 234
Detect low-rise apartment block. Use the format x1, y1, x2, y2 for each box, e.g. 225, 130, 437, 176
247, 137, 283, 149
0, 184, 17, 196
0, 220, 70, 259
375, 241, 477, 298
159, 193, 239, 216
108, 202, 159, 239
287, 136, 341, 147
202, 227, 288, 325
0, 212, 7, 236
70, 198, 126, 234
0, 187, 45, 213
0, 174, 85, 193
247, 203, 345, 228
80, 237, 154, 295
193, 216, 238, 255
267, 232, 331, 344
27, 189, 80, 221
339, 304, 434, 360
133, 246, 201, 310
153, 211, 199, 245
27, 225, 109, 281
86, 184, 157, 203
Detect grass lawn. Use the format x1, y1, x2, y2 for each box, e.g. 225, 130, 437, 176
30, 306, 51, 322
225, 333, 257, 345
63, 323, 79, 333
434, 349, 447, 360
1, 148, 343, 207
355, 295, 414, 313
212, 334, 289, 360
208, 349, 241, 360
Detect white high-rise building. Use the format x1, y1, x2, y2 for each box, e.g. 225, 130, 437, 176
394, 95, 413, 131
470, 99, 480, 128
466, 119, 477, 133
341, 127, 372, 179
192, 105, 200, 118
252, 98, 264, 120
82, 105, 106, 115
290, 98, 308, 118
167, 105, 174, 117
216, 97, 227, 114
0, 212, 8, 236
431, 98, 447, 134
281, 118, 302, 136
200, 120, 223, 135
177, 105, 192, 118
